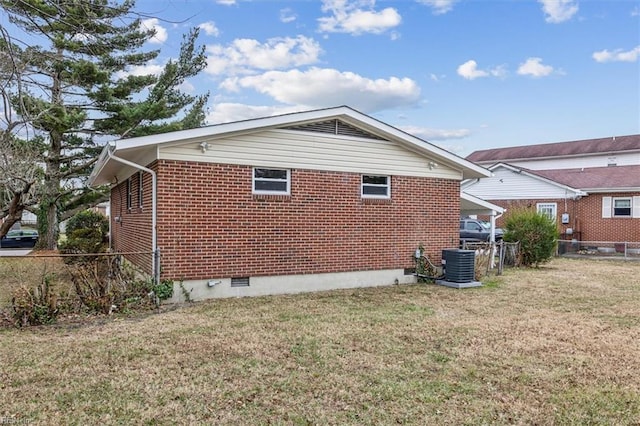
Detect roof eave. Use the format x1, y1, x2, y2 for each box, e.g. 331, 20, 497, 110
88, 143, 115, 187
582, 187, 640, 193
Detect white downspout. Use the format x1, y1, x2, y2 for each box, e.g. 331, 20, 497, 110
489, 211, 504, 269
106, 148, 158, 283
489, 211, 504, 243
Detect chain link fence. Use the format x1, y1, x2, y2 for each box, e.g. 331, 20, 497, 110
558, 240, 640, 259
0, 250, 163, 327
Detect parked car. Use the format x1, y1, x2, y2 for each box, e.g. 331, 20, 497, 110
0, 229, 39, 248
460, 218, 503, 243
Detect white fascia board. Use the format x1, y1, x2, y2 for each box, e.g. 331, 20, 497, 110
102, 105, 490, 180
87, 143, 115, 187
581, 187, 640, 193
113, 106, 358, 151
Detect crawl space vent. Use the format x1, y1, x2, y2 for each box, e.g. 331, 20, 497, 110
231, 277, 250, 287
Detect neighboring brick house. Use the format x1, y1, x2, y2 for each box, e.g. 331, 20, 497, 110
89, 106, 491, 301
463, 135, 640, 244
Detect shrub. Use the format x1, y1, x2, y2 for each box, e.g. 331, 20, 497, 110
58, 210, 164, 314
12, 273, 58, 326
59, 210, 109, 255
503, 208, 559, 267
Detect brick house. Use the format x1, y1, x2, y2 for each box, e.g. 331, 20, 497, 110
463, 135, 640, 244
89, 106, 491, 301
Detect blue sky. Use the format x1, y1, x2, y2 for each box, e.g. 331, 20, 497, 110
16, 0, 640, 156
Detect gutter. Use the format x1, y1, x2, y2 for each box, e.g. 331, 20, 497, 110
105, 147, 159, 284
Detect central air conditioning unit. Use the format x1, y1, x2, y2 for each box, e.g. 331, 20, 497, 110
442, 249, 475, 283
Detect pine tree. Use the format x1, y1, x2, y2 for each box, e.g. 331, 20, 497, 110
0, 0, 208, 248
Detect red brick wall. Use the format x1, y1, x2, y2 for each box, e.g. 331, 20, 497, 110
480, 195, 640, 243
110, 168, 154, 274
480, 198, 578, 229
576, 192, 640, 242
155, 161, 459, 280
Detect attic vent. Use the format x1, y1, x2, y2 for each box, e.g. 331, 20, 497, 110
284, 119, 387, 141
231, 277, 250, 287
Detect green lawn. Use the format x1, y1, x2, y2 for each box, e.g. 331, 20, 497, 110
1, 257, 639, 424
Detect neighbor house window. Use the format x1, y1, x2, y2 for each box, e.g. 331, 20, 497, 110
537, 203, 557, 222
126, 178, 132, 210
253, 168, 290, 194
361, 175, 390, 198
613, 197, 632, 217
603, 196, 640, 218
138, 171, 144, 208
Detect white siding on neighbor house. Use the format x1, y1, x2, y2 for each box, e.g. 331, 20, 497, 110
486, 151, 640, 170
159, 129, 462, 180
462, 167, 578, 200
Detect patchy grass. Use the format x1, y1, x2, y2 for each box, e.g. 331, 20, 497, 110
1, 257, 639, 424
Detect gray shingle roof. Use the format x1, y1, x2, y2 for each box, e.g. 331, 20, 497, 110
527, 164, 640, 190
467, 134, 640, 163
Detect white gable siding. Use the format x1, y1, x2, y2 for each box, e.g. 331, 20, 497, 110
159, 129, 462, 179
490, 151, 640, 170
462, 167, 575, 200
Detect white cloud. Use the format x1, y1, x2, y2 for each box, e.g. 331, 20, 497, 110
632, 6, 640, 17
318, 0, 401, 35
216, 0, 236, 5
400, 125, 470, 141
116, 63, 164, 79
592, 46, 640, 63
206, 103, 305, 124
219, 67, 421, 113
179, 80, 195, 93
140, 18, 168, 44
538, 0, 579, 23
198, 21, 220, 37
457, 60, 488, 80
457, 60, 506, 80
280, 8, 297, 23
417, 0, 458, 15
205, 36, 322, 76
517, 57, 554, 77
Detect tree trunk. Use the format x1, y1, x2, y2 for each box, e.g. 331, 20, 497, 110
40, 49, 64, 250
0, 190, 28, 238
44, 196, 58, 250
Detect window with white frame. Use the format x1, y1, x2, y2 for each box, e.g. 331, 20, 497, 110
537, 202, 557, 222
603, 196, 640, 218
126, 178, 132, 210
613, 197, 632, 217
253, 168, 290, 194
138, 171, 144, 208
361, 175, 390, 198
